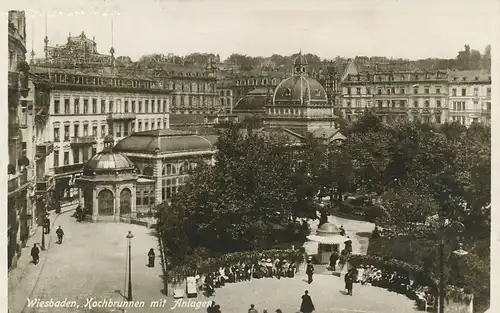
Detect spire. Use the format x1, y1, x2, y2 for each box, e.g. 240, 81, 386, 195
30, 22, 35, 64
43, 12, 49, 60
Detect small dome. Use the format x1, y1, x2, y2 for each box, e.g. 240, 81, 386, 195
84, 150, 135, 172
316, 222, 341, 236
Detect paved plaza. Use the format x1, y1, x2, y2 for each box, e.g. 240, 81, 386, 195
9, 212, 418, 313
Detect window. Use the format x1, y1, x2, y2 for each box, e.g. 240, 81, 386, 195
436, 100, 441, 108
83, 99, 88, 113
413, 88, 418, 94
487, 87, 491, 97
377, 100, 383, 108
74, 149, 79, 164
101, 125, 106, 137
145, 100, 149, 113
64, 151, 69, 165
401, 75, 405, 81
53, 127, 60, 142
436, 88, 441, 94
424, 88, 429, 94
152, 100, 156, 112
387, 88, 391, 95
54, 100, 60, 114
399, 100, 405, 108
132, 101, 136, 112
452, 89, 457, 96
53, 150, 59, 167
64, 99, 70, 113
73, 124, 79, 137
92, 99, 97, 113
92, 126, 97, 137
145, 121, 149, 130
138, 121, 142, 131
391, 100, 396, 108
425, 100, 430, 108
355, 100, 361, 107
109, 100, 114, 112
124, 123, 129, 136
487, 102, 491, 111
138, 101, 142, 113
473, 87, 478, 96
101, 99, 106, 113
64, 125, 70, 141
377, 88, 382, 95
347, 88, 351, 95
473, 100, 479, 109
124, 101, 129, 113
284, 88, 292, 96
400, 88, 405, 94
163, 100, 167, 112
461, 88, 466, 96
414, 101, 418, 108
83, 125, 88, 136
436, 115, 441, 124
366, 88, 371, 95
74, 99, 80, 114
347, 101, 351, 107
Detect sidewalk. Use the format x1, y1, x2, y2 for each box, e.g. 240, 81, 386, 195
8, 205, 77, 313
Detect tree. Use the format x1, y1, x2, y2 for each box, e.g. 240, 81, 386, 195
457, 44, 471, 69
482, 45, 491, 70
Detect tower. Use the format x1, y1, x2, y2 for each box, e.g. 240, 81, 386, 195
293, 51, 308, 76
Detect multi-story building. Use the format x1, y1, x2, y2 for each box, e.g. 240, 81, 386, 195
7, 10, 50, 269
448, 70, 491, 126
30, 31, 173, 200
340, 67, 449, 124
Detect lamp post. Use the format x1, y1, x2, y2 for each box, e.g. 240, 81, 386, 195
438, 218, 468, 313
126, 230, 134, 301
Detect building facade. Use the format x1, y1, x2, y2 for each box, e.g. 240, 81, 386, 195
448, 70, 491, 126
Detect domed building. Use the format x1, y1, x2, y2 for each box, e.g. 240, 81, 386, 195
264, 52, 341, 138
232, 88, 270, 120
76, 130, 217, 223
77, 135, 138, 222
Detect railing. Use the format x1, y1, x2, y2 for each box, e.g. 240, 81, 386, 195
36, 142, 54, 158
36, 175, 55, 193
54, 163, 85, 175
107, 112, 137, 120
70, 136, 97, 146
8, 171, 29, 193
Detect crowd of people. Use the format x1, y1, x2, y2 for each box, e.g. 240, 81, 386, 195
203, 258, 299, 296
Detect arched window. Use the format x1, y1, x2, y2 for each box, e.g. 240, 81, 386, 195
179, 161, 190, 175
315, 89, 321, 96
162, 166, 167, 176
98, 189, 114, 216
262, 79, 268, 85
284, 88, 292, 96
272, 78, 276, 85
120, 188, 132, 216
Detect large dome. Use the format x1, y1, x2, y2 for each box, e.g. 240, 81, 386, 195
272, 76, 328, 106
84, 150, 135, 172
233, 88, 269, 113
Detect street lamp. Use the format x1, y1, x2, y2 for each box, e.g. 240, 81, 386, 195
126, 230, 134, 301
438, 219, 468, 313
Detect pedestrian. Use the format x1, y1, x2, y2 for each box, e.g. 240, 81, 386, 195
345, 271, 354, 296
207, 301, 216, 313
329, 251, 339, 271
31, 244, 40, 264
300, 290, 315, 313
339, 225, 346, 236
56, 226, 64, 244
248, 304, 258, 313
306, 261, 314, 284
43, 216, 50, 234
147, 248, 155, 267
275, 310, 283, 313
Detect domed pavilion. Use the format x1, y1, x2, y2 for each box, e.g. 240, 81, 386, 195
76, 135, 138, 222
263, 52, 341, 138
307, 222, 346, 264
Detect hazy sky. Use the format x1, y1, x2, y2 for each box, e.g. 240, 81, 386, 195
16, 0, 499, 62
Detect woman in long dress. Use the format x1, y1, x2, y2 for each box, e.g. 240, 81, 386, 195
300, 290, 315, 313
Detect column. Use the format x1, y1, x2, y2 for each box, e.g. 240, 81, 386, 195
131, 185, 136, 214
154, 159, 162, 205
92, 189, 98, 222
114, 186, 120, 221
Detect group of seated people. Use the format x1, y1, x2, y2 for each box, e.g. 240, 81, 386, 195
348, 264, 435, 310
203, 258, 298, 292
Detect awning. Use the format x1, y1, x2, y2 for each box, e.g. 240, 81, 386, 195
307, 234, 346, 245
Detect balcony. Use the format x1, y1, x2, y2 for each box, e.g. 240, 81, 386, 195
8, 71, 19, 89
8, 171, 29, 194
107, 112, 136, 121
36, 142, 54, 158
54, 163, 85, 176
36, 175, 55, 194
70, 136, 97, 147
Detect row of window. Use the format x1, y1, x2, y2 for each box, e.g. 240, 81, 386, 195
219, 90, 232, 97
51, 73, 215, 92
236, 78, 278, 86
161, 176, 188, 201
451, 87, 491, 97
53, 119, 168, 142
346, 73, 446, 82
344, 86, 444, 95
345, 113, 441, 124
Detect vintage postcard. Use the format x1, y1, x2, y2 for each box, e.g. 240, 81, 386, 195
4, 0, 497, 312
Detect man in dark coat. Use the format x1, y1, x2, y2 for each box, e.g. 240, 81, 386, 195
300, 290, 315, 313
31, 244, 40, 264
56, 226, 64, 244
306, 261, 314, 284
329, 251, 339, 271
345, 272, 354, 296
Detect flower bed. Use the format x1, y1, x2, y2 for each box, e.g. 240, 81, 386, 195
167, 249, 304, 283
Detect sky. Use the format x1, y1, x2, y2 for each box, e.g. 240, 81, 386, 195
13, 0, 500, 62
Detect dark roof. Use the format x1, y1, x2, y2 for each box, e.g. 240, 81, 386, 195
233, 89, 269, 112
113, 129, 214, 154
273, 76, 327, 105
447, 70, 491, 82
